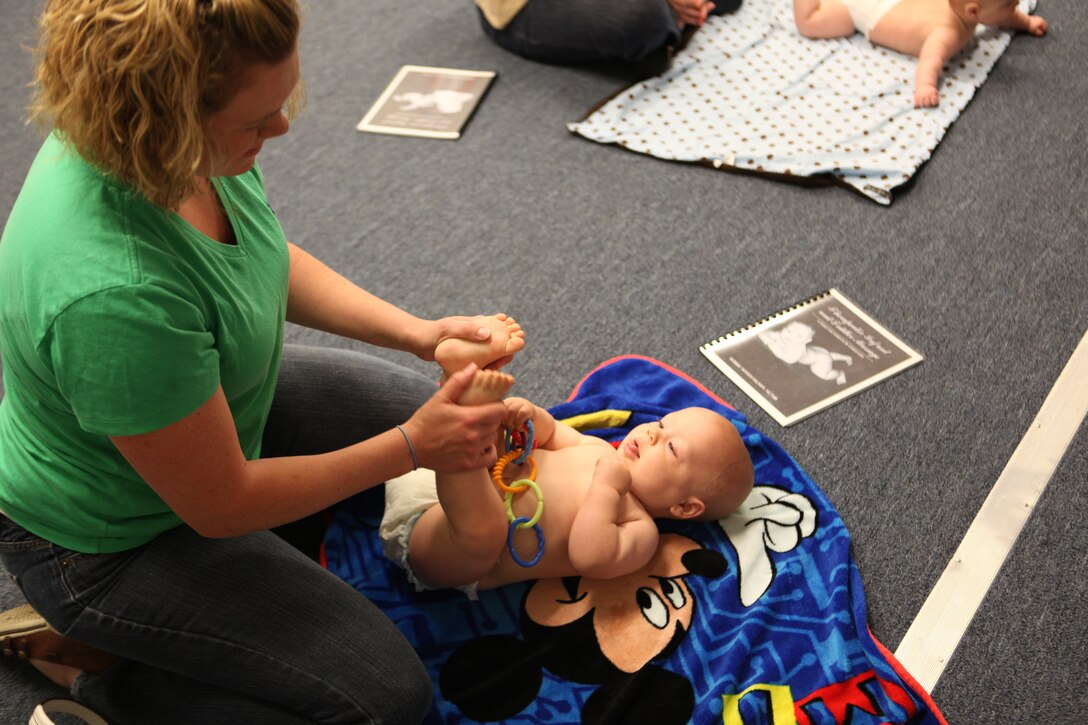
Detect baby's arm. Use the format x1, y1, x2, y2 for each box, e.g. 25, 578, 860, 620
995, 9, 1046, 36
914, 25, 969, 107
567, 457, 660, 579
503, 397, 585, 451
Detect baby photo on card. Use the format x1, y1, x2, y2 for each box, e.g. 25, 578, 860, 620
701, 289, 923, 426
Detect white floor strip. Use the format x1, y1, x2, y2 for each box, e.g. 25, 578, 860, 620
894, 328, 1088, 694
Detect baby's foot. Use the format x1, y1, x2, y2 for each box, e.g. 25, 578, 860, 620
435, 313, 525, 376
458, 369, 515, 406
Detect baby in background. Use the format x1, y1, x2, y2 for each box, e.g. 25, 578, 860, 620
793, 0, 1047, 107
381, 314, 755, 595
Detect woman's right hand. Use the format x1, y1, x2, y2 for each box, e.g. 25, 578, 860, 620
399, 365, 506, 472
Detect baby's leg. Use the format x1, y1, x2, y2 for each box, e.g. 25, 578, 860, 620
456, 368, 515, 406
435, 313, 525, 377
793, 0, 855, 38
407, 370, 515, 588
801, 347, 846, 382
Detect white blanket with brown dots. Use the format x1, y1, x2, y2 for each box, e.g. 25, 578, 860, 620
568, 0, 1036, 205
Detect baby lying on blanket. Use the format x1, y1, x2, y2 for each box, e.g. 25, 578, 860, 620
793, 0, 1046, 107
381, 315, 754, 595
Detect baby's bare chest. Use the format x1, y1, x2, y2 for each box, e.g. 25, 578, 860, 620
501, 445, 610, 531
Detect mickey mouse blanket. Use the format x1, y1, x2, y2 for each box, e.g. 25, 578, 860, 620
322, 355, 945, 724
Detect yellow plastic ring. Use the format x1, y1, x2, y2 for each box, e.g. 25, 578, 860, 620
504, 479, 544, 528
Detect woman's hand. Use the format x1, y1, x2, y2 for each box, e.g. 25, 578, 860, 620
410, 317, 493, 363
399, 365, 507, 472
414, 313, 524, 371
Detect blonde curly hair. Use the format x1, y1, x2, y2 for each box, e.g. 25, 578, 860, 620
31, 0, 302, 209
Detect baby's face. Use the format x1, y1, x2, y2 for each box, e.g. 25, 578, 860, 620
972, 0, 1020, 25
780, 322, 813, 344
618, 408, 738, 517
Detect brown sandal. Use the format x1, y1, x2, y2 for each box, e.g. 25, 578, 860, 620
0, 603, 51, 639
0, 603, 118, 673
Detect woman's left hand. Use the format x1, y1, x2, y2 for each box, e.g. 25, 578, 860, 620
412, 316, 494, 363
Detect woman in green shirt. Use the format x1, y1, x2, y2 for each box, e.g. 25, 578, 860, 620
0, 1, 520, 722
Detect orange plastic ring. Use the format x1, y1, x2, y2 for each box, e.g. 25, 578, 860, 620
491, 451, 536, 493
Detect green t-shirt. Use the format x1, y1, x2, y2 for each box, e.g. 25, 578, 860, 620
0, 134, 289, 553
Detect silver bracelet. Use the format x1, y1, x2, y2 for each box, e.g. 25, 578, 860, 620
395, 425, 419, 470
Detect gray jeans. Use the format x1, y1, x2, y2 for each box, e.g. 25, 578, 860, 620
0, 345, 438, 724
478, 0, 681, 64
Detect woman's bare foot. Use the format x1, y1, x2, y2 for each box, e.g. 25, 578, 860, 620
435, 314, 525, 377
457, 369, 515, 406
29, 658, 83, 689
1, 628, 117, 688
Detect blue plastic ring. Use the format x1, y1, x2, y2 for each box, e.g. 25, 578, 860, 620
507, 516, 545, 567
514, 420, 535, 465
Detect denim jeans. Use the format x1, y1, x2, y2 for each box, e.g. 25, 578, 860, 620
0, 345, 438, 724
478, 0, 681, 63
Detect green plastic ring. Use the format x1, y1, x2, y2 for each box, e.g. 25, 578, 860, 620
504, 479, 544, 528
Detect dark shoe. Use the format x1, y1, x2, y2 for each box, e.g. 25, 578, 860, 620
710, 0, 742, 15
0, 604, 118, 673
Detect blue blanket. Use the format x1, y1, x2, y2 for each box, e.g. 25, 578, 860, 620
323, 355, 945, 724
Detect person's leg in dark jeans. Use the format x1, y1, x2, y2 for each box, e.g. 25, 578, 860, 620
0, 345, 439, 723
1, 521, 432, 724
264, 344, 438, 559
479, 0, 682, 64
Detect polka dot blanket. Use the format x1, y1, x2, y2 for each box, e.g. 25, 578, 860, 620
567, 0, 1038, 205
322, 356, 946, 724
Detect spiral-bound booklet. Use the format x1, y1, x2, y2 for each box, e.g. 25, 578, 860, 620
356, 65, 496, 140
700, 289, 923, 426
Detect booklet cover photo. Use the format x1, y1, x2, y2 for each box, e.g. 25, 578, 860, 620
700, 289, 923, 426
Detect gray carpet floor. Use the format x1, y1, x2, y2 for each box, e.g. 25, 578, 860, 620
1, 0, 1085, 722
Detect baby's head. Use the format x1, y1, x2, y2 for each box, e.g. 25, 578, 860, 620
950, 0, 1020, 26
620, 407, 754, 522
779, 321, 815, 345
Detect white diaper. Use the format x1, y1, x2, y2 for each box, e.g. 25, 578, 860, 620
840, 0, 900, 37
379, 468, 479, 599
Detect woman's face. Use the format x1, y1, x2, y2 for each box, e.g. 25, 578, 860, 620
975, 0, 1021, 25
199, 48, 300, 178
